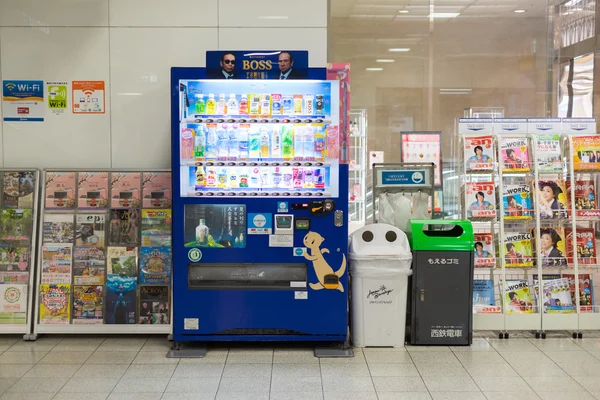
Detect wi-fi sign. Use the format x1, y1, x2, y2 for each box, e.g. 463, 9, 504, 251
49, 87, 67, 99
4, 82, 16, 91
82, 88, 94, 96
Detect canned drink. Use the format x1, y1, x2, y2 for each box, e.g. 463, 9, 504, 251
315, 94, 324, 113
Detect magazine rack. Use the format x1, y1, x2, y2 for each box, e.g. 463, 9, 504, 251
0, 169, 40, 340
457, 118, 600, 339
32, 169, 172, 339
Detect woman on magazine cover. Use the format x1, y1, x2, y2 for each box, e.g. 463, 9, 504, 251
540, 228, 567, 267
539, 181, 566, 219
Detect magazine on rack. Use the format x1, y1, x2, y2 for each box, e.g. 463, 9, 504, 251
537, 180, 568, 219
503, 280, 533, 314
566, 180, 596, 212
500, 137, 530, 172
139, 247, 171, 285
564, 228, 597, 265
0, 284, 27, 324
474, 233, 496, 267
39, 283, 71, 324
572, 136, 600, 171
142, 172, 172, 208
43, 214, 74, 244
533, 227, 567, 267
105, 275, 136, 324
536, 135, 563, 172
0, 209, 33, 243
2, 172, 19, 208
141, 209, 171, 247
73, 285, 103, 324
532, 275, 574, 313
0, 245, 29, 284
562, 273, 593, 313
17, 172, 35, 209
107, 247, 138, 277
110, 172, 141, 208
75, 214, 106, 248
502, 184, 533, 220
41, 244, 73, 284
77, 172, 109, 209
109, 209, 140, 246
465, 182, 496, 219
503, 232, 533, 267
73, 247, 106, 285
45, 172, 76, 209
464, 136, 494, 172
473, 280, 500, 314
139, 286, 169, 324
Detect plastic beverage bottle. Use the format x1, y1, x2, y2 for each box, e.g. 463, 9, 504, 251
205, 125, 218, 158
261, 95, 271, 117
195, 94, 205, 114
271, 126, 282, 158
194, 125, 205, 157
249, 95, 261, 115
239, 94, 249, 115
248, 128, 260, 158
249, 167, 261, 188
217, 168, 228, 189
304, 95, 314, 115
216, 94, 227, 115
281, 167, 293, 189
227, 94, 239, 115
304, 169, 314, 188
228, 125, 239, 158
260, 167, 271, 188
229, 167, 239, 188
260, 127, 270, 158
282, 126, 293, 158
238, 127, 249, 158
195, 219, 209, 242
314, 125, 326, 158
217, 125, 228, 157
272, 166, 282, 188
303, 126, 314, 158
206, 168, 217, 187
239, 167, 249, 188
294, 127, 304, 158
206, 94, 216, 114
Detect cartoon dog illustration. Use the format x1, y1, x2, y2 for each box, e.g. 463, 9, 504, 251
303, 231, 346, 292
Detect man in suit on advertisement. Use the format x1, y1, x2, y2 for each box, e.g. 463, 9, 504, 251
209, 52, 237, 79
277, 51, 302, 80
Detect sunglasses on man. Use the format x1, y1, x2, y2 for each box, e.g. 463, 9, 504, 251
223, 60, 235, 65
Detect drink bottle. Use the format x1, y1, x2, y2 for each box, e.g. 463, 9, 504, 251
260, 127, 270, 158
227, 94, 239, 115
228, 125, 239, 158
206, 94, 216, 114
217, 125, 228, 157
249, 128, 260, 158
294, 126, 304, 158
303, 126, 314, 158
271, 126, 282, 158
216, 94, 227, 114
282, 125, 293, 158
195, 94, 205, 114
238, 127, 249, 158
239, 94, 249, 114
205, 125, 217, 158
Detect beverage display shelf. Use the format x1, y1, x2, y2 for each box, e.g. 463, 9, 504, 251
182, 160, 330, 167
186, 190, 330, 198
185, 115, 330, 124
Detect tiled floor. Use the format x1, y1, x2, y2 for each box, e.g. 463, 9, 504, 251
0, 332, 599, 399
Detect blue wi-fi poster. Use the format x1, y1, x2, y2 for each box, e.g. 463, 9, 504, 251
206, 50, 309, 80
2, 80, 44, 122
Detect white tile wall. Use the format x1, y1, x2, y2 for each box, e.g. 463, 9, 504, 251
0, 0, 109, 27
110, 27, 218, 169
219, 0, 327, 27
109, 0, 218, 27
0, 0, 327, 169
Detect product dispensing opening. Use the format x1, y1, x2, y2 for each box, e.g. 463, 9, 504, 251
188, 263, 307, 290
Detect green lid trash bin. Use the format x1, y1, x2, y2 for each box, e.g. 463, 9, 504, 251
406, 220, 475, 346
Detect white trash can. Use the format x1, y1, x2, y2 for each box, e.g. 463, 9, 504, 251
349, 224, 413, 348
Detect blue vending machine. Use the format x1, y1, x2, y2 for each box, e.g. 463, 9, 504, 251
171, 69, 349, 343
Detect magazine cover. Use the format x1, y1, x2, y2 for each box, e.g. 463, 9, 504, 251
142, 172, 172, 208
75, 213, 106, 248
0, 245, 29, 284
474, 233, 496, 267
572, 136, 600, 171
140, 247, 171, 285
473, 280, 500, 314
41, 244, 73, 284
562, 273, 593, 313
2, 172, 19, 208
141, 209, 171, 247
537, 180, 568, 219
500, 137, 530, 172
73, 247, 106, 285
17, 172, 35, 209
45, 172, 76, 209
533, 227, 568, 267
565, 228, 597, 265
105, 275, 136, 324
107, 246, 138, 277
0, 209, 33, 242
464, 136, 494, 172
534, 276, 574, 313
566, 180, 596, 211
39, 283, 71, 324
77, 172, 109, 209
73, 285, 103, 324
503, 232, 533, 267
504, 280, 533, 314
465, 182, 496, 219
536, 135, 563, 172
139, 286, 169, 324
109, 209, 140, 246
0, 284, 27, 324
110, 172, 141, 208
43, 214, 74, 244
502, 185, 533, 220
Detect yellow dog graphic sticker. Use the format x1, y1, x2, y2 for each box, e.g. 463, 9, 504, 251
303, 231, 346, 292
